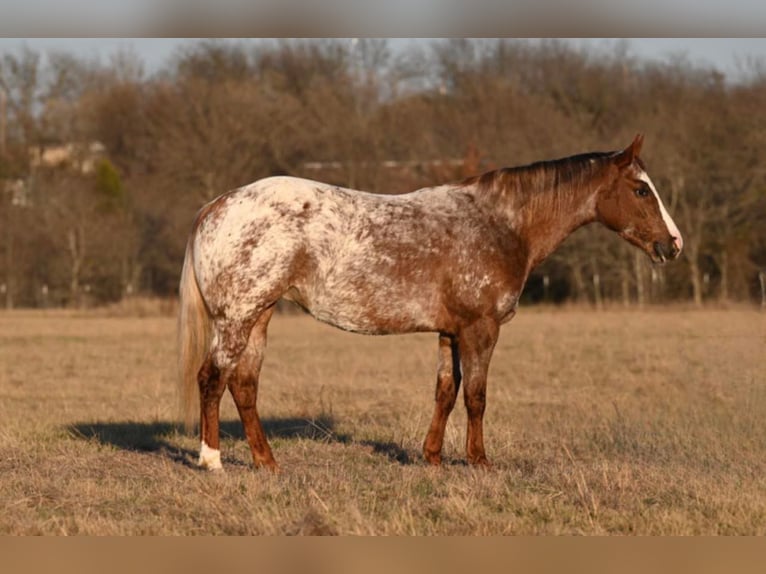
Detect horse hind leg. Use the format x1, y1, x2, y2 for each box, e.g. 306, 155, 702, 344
197, 353, 226, 471
197, 315, 263, 471
226, 306, 278, 470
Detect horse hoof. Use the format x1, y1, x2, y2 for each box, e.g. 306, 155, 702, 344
255, 461, 280, 473
423, 451, 442, 466
469, 457, 492, 469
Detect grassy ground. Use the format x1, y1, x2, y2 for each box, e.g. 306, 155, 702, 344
0, 307, 764, 535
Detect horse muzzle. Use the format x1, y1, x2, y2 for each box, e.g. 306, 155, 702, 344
653, 237, 682, 264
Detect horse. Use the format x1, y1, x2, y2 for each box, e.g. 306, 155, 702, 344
177, 134, 683, 471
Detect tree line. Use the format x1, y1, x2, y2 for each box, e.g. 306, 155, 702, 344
1, 39, 765, 309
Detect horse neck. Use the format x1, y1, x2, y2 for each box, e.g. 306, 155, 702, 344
518, 185, 599, 269
467, 166, 605, 271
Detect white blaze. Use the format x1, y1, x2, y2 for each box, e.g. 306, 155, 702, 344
638, 171, 683, 253
198, 441, 222, 470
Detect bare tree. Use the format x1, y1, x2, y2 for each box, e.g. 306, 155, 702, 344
2, 39, 766, 307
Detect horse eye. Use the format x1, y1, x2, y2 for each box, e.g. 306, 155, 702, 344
635, 187, 649, 198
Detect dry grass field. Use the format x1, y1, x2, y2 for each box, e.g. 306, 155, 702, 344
0, 307, 764, 535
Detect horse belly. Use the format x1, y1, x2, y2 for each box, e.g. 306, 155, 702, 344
294, 280, 438, 335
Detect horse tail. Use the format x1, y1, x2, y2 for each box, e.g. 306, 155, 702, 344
177, 235, 211, 433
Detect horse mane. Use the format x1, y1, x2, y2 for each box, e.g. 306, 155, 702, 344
461, 151, 616, 207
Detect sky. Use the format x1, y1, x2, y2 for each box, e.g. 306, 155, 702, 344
0, 38, 764, 82
1, 1, 765, 37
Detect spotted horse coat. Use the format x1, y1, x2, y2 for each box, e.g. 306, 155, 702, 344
178, 134, 683, 470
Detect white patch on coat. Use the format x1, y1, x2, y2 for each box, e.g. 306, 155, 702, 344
198, 441, 222, 470
637, 171, 683, 253
496, 292, 518, 323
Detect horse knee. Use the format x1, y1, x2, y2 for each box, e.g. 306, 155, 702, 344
435, 374, 458, 407
228, 376, 257, 407
464, 387, 486, 416
198, 358, 224, 399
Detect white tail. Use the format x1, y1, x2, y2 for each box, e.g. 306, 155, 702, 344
177, 238, 211, 432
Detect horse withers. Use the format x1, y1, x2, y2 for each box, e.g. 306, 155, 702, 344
177, 134, 682, 471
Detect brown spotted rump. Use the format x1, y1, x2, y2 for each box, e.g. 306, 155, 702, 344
178, 134, 682, 470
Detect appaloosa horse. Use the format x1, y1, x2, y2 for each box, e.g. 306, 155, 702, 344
178, 134, 682, 471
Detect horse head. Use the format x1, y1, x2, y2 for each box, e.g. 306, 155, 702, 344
595, 134, 683, 264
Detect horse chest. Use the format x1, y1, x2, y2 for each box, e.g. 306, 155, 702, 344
453, 274, 520, 324
496, 291, 520, 323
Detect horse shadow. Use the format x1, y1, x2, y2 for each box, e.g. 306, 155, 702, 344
68, 416, 413, 467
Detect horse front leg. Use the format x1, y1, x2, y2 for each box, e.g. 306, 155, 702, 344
458, 317, 499, 466
423, 333, 462, 465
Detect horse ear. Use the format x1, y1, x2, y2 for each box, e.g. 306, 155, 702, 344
614, 133, 644, 168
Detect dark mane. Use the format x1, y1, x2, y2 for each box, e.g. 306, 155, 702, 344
461, 151, 616, 201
